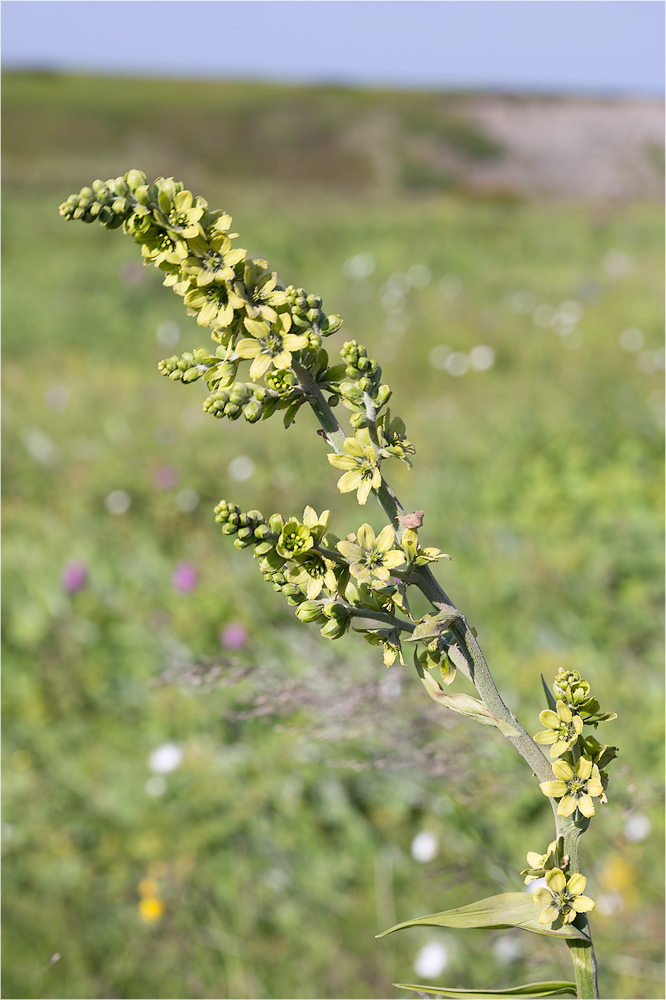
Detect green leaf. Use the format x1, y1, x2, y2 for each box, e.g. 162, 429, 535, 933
541, 674, 557, 712
376, 893, 591, 941
416, 652, 519, 737
393, 980, 577, 998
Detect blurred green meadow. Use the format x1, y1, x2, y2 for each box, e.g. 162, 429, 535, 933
2, 72, 664, 999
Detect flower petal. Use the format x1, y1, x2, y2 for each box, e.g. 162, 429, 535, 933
567, 873, 587, 895
576, 757, 593, 780
577, 794, 596, 818
357, 478, 373, 505
571, 895, 595, 913
375, 524, 396, 552
534, 729, 558, 745
236, 338, 261, 358
328, 454, 357, 470
343, 438, 365, 457
539, 903, 561, 925
540, 780, 568, 798
539, 710, 560, 729
557, 795, 578, 817
357, 523, 376, 549
556, 701, 573, 723
551, 759, 574, 781
337, 470, 361, 494
545, 868, 566, 893
336, 540, 361, 561
249, 353, 272, 380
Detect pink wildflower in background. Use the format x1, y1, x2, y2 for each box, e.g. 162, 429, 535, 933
220, 622, 248, 650
172, 563, 198, 594
61, 562, 88, 594
153, 465, 178, 490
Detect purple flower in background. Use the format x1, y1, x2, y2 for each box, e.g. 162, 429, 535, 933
172, 563, 198, 594
220, 622, 248, 650
153, 465, 178, 490
61, 561, 88, 594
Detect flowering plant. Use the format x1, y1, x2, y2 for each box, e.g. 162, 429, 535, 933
60, 172, 619, 999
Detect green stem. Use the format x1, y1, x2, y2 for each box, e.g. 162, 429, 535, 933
557, 816, 599, 998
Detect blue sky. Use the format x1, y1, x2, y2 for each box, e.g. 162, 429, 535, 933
1, 1, 664, 95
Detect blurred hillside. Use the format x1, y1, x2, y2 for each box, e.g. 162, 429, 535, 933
2, 71, 663, 201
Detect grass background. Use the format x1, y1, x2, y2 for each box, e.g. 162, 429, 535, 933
2, 72, 664, 999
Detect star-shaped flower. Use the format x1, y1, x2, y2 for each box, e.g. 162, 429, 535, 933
534, 700, 583, 757
327, 438, 382, 505
337, 523, 405, 584
539, 756, 604, 818
533, 868, 595, 925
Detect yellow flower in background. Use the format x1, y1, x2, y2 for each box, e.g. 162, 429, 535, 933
139, 897, 165, 924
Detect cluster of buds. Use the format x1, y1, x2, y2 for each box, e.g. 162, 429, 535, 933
58, 173, 141, 229
203, 382, 280, 423
336, 340, 393, 427
213, 501, 268, 549
158, 347, 220, 384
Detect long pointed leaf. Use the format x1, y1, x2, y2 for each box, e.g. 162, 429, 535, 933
541, 674, 557, 712
393, 980, 577, 998
376, 893, 591, 941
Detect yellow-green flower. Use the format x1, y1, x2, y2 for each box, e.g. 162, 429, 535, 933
533, 868, 595, 925
337, 523, 405, 584
184, 282, 237, 330
182, 244, 246, 287
539, 756, 604, 818
276, 520, 313, 559
235, 315, 309, 380
534, 700, 583, 757
139, 226, 189, 268
327, 438, 382, 505
521, 840, 560, 885
153, 185, 207, 240
363, 627, 405, 667
286, 551, 338, 600
231, 259, 289, 325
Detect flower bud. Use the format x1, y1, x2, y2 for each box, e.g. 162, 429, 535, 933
269, 514, 284, 534
134, 185, 152, 206
243, 399, 263, 423
322, 601, 349, 620
125, 169, 147, 191
374, 384, 392, 407
295, 601, 325, 623
320, 618, 349, 640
